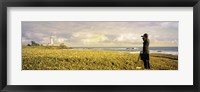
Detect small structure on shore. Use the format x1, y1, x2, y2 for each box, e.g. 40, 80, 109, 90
50, 35, 54, 45
126, 47, 138, 50
41, 35, 60, 46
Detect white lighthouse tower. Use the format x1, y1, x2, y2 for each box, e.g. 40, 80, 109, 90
50, 34, 54, 45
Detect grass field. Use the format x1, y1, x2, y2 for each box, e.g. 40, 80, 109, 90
22, 46, 178, 70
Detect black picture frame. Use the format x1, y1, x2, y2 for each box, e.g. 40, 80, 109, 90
0, 0, 199, 92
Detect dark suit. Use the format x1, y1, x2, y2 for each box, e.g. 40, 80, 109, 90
142, 39, 150, 69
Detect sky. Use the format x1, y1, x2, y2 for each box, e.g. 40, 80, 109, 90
22, 21, 178, 47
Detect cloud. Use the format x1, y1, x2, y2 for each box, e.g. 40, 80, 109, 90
81, 35, 108, 44
72, 32, 108, 44
114, 34, 138, 42
22, 21, 178, 47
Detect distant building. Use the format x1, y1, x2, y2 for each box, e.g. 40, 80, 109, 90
50, 35, 54, 45
41, 35, 60, 46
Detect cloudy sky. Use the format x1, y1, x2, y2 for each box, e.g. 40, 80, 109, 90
22, 21, 178, 47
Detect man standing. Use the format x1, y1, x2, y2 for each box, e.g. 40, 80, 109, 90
141, 33, 150, 69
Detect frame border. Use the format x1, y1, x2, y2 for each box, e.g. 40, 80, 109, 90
0, 0, 199, 92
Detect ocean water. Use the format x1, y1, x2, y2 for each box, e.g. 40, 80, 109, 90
72, 47, 178, 55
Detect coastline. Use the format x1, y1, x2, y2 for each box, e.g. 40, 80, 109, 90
129, 51, 178, 55
65, 49, 178, 55
69, 47, 178, 55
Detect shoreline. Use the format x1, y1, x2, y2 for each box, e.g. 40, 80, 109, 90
64, 49, 178, 55
129, 51, 178, 55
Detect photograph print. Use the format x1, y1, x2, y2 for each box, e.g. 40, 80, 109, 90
22, 21, 178, 70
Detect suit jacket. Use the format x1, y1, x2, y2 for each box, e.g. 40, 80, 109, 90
143, 39, 150, 54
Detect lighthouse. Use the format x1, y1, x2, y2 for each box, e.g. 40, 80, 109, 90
50, 35, 54, 45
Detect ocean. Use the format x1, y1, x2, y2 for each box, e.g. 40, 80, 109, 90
71, 47, 178, 55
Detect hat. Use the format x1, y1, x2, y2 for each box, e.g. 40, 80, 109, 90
141, 33, 148, 38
